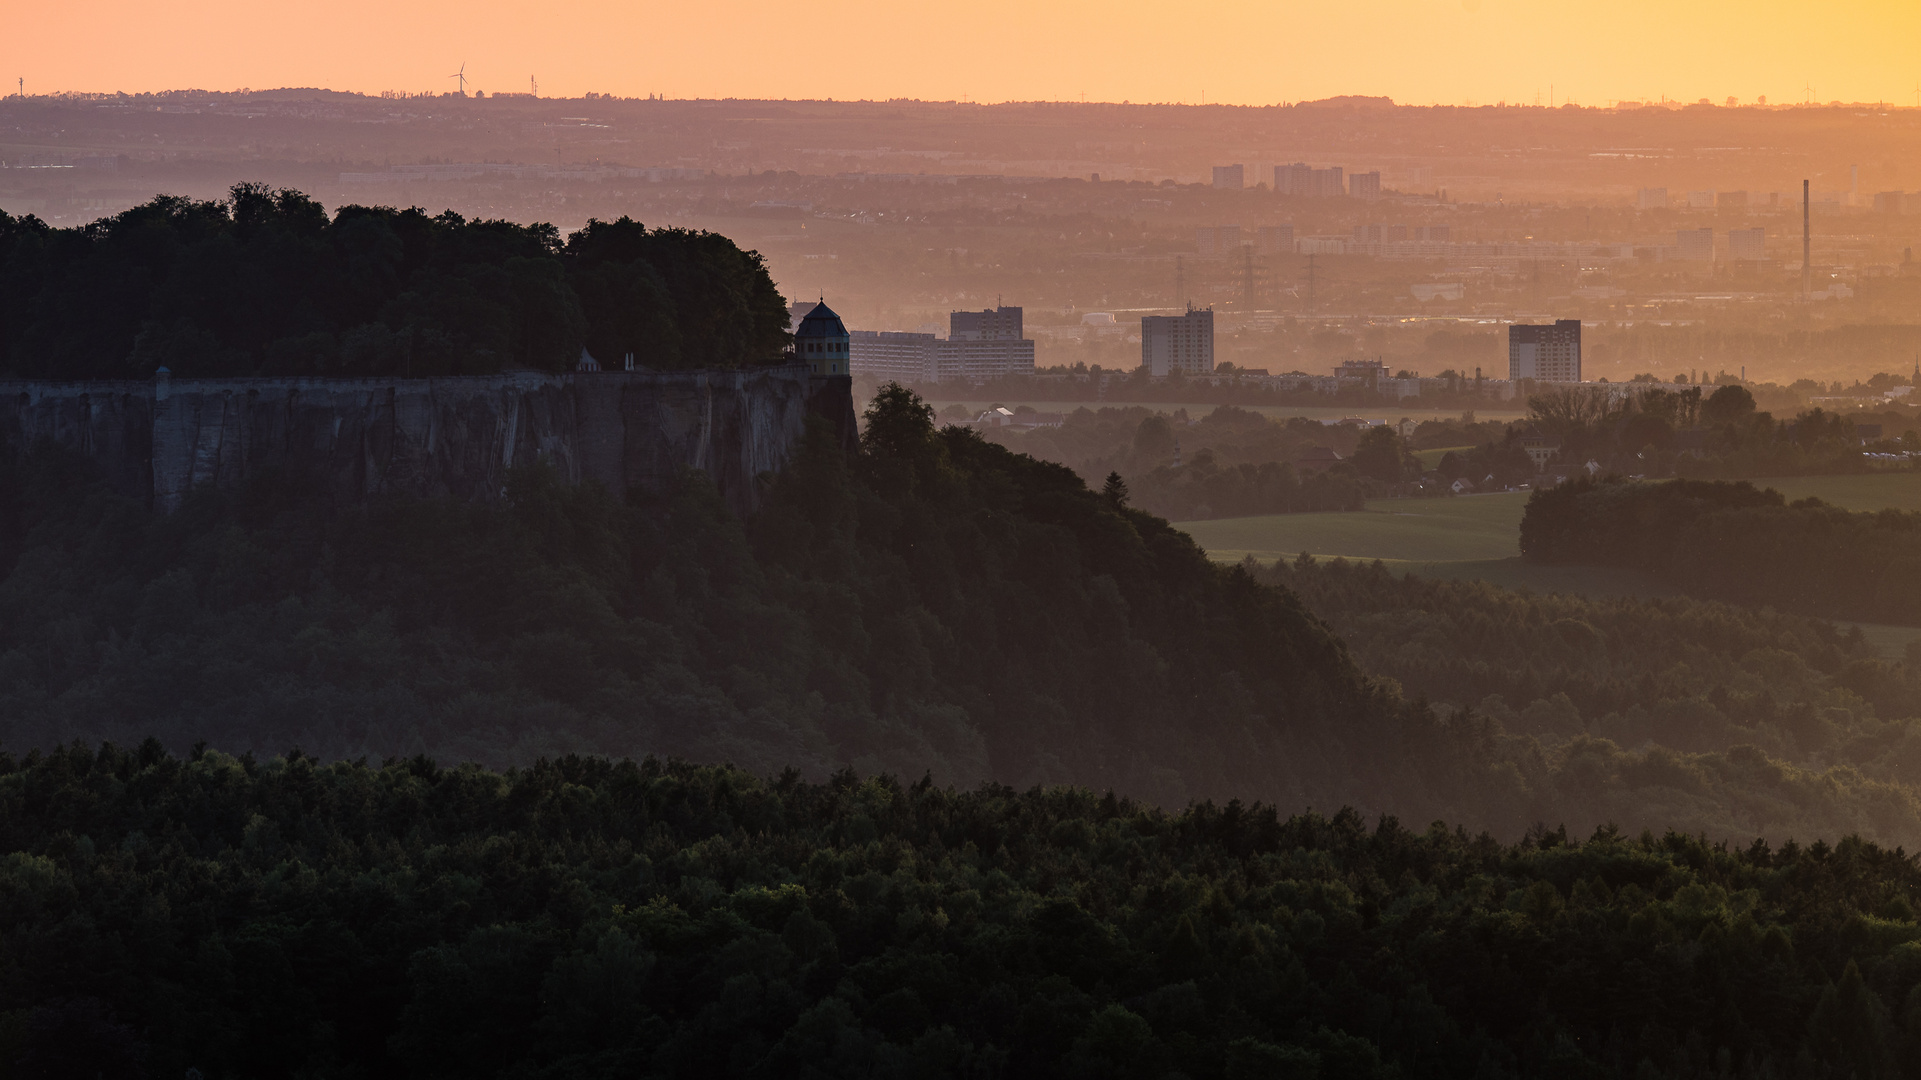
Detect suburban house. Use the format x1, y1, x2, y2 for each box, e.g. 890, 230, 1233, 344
967, 407, 1065, 430
1515, 427, 1563, 470
1295, 447, 1345, 475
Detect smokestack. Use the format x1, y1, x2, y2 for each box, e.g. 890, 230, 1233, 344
1802, 180, 1811, 298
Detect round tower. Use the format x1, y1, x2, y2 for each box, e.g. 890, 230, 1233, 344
793, 299, 850, 377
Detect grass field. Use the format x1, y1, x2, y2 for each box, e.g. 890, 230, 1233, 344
1177, 493, 1530, 565
1178, 483, 1921, 658
1846, 622, 1921, 661
1179, 474, 1921, 571
1749, 473, 1921, 512
1412, 445, 1473, 469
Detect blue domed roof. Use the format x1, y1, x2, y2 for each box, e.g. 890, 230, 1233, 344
794, 300, 848, 338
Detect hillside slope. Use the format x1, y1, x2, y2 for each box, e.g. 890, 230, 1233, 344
0, 386, 1481, 820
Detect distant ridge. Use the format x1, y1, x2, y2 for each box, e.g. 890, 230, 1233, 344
1297, 94, 1396, 108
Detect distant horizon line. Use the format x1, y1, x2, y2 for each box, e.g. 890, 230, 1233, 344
1, 87, 1913, 112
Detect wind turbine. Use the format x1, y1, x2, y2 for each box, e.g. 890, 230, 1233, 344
451, 62, 468, 96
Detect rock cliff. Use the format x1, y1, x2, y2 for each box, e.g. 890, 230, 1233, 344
1, 366, 856, 516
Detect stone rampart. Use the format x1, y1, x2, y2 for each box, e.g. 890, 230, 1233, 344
0, 367, 856, 516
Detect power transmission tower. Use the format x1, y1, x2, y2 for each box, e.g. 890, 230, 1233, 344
1305, 253, 1317, 314
1175, 256, 1186, 308
1242, 244, 1258, 310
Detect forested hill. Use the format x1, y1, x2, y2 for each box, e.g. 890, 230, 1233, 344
0, 384, 1481, 820
1520, 476, 1921, 624
11, 382, 1921, 844
0, 185, 789, 378
1263, 555, 1921, 845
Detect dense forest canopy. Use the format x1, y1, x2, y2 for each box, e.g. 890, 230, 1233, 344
1520, 477, 1921, 625
1517, 385, 1914, 480
2, 744, 1919, 1080
0, 185, 791, 378
1262, 556, 1921, 843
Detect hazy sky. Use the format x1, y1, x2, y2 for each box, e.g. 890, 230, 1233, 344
10, 0, 1921, 107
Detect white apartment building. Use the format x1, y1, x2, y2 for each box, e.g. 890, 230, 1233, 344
1508, 320, 1582, 383
1676, 228, 1715, 262
1728, 227, 1766, 261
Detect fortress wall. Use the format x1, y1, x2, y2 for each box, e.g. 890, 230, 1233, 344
0, 367, 855, 517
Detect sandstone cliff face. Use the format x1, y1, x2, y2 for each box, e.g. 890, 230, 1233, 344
0, 367, 856, 516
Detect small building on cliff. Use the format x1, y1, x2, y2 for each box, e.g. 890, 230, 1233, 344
794, 301, 850, 377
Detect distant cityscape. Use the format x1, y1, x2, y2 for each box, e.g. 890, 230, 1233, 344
10, 94, 1921, 388
820, 296, 1614, 402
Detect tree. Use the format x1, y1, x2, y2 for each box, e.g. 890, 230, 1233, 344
1701, 384, 1757, 426
1102, 472, 1130, 507
1804, 960, 1893, 1079
860, 382, 938, 460
1132, 416, 1176, 464
0, 192, 791, 379
1351, 425, 1409, 482
1528, 386, 1614, 436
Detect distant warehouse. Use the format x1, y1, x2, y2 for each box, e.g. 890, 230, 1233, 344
1508, 320, 1582, 383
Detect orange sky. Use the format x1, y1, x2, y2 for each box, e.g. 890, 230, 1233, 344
8, 0, 1921, 107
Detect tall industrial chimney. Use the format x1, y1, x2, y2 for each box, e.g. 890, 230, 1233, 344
1802, 180, 1811, 297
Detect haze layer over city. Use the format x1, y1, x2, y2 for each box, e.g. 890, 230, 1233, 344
10, 90, 1921, 386
10, 4, 1921, 1077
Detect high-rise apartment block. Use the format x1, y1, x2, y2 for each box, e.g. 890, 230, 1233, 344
1677, 228, 1715, 262
941, 305, 1034, 380
1195, 225, 1244, 256
1727, 227, 1766, 261
1687, 190, 1716, 209
1141, 307, 1215, 376
1348, 171, 1382, 199
1508, 320, 1582, 383
949, 305, 1024, 341
1256, 225, 1294, 254
846, 305, 1035, 383
1275, 163, 1345, 196
932, 336, 1035, 382
848, 330, 938, 382
1636, 187, 1669, 210
1212, 164, 1245, 190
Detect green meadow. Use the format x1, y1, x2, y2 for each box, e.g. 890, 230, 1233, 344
1750, 472, 1921, 512
1178, 493, 1530, 565
1179, 471, 1921, 658
1180, 472, 1921, 571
